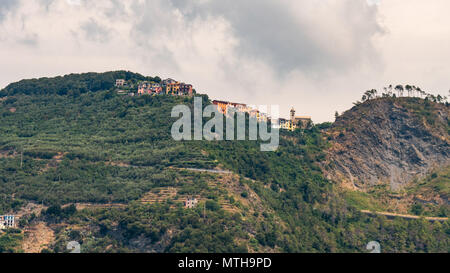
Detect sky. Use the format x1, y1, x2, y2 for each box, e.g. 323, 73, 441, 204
0, 0, 449, 122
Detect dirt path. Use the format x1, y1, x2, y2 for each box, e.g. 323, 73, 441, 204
361, 210, 448, 222
73, 203, 127, 210
177, 167, 233, 174
22, 222, 55, 253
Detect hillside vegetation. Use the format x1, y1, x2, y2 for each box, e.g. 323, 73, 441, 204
0, 72, 449, 253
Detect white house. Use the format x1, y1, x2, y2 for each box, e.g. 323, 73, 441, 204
115, 79, 126, 87
185, 198, 199, 209
0, 215, 15, 230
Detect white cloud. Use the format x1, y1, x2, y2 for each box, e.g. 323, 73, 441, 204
0, 0, 449, 122
66, 0, 81, 6
366, 0, 380, 6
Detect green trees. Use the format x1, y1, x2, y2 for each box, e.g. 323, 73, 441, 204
362, 89, 377, 102
43, 204, 77, 223
0, 71, 160, 97
395, 85, 404, 97
406, 85, 413, 97
361, 85, 447, 104
1, 73, 448, 253
205, 200, 220, 211
0, 231, 23, 253
411, 204, 424, 216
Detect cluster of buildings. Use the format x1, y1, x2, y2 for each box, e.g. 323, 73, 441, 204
279, 108, 312, 131
115, 78, 193, 97
0, 215, 15, 230
116, 78, 312, 130
212, 100, 311, 130
212, 100, 269, 122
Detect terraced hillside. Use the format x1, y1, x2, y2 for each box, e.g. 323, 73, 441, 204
0, 72, 448, 253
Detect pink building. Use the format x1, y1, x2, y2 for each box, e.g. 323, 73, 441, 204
179, 83, 193, 96
138, 82, 162, 95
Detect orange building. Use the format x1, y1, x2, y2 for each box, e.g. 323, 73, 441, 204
161, 78, 194, 96
213, 100, 248, 115
213, 100, 229, 114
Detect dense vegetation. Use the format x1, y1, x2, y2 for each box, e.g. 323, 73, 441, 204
1, 71, 160, 97
0, 72, 448, 253
0, 229, 22, 253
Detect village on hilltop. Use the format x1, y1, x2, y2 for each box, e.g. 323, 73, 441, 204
212, 100, 312, 131
115, 78, 312, 131
115, 78, 193, 97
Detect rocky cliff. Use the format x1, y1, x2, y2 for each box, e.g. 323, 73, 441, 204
324, 97, 449, 191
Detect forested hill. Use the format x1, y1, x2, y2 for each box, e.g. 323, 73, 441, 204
0, 71, 160, 97
0, 72, 448, 253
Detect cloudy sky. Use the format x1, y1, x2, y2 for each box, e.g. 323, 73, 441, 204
0, 0, 449, 122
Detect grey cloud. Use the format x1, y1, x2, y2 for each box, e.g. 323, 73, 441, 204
131, 0, 179, 38
81, 0, 126, 19
18, 33, 39, 46
81, 19, 112, 43
104, 0, 127, 18
38, 0, 55, 11
167, 0, 383, 75
129, 0, 182, 70
0, 0, 18, 22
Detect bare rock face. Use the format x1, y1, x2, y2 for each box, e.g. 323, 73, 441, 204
325, 98, 449, 191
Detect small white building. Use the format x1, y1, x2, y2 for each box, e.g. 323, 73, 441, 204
185, 198, 199, 209
0, 215, 15, 230
115, 79, 126, 87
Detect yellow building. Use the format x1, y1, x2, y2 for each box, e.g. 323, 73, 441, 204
279, 118, 297, 131
294, 116, 312, 129
290, 107, 312, 129
165, 82, 180, 95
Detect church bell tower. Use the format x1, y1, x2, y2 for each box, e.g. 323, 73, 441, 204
290, 107, 296, 122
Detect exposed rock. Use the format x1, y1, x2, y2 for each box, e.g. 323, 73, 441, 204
325, 97, 449, 191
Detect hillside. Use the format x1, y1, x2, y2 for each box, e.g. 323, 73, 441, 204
0, 72, 449, 253
325, 97, 449, 191
323, 97, 449, 217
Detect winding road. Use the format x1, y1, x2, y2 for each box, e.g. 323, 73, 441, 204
361, 210, 448, 222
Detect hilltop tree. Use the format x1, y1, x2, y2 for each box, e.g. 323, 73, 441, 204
405, 85, 413, 97
413, 86, 420, 97
425, 94, 437, 102
416, 87, 425, 98
383, 85, 394, 97
395, 85, 404, 97
362, 89, 378, 102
